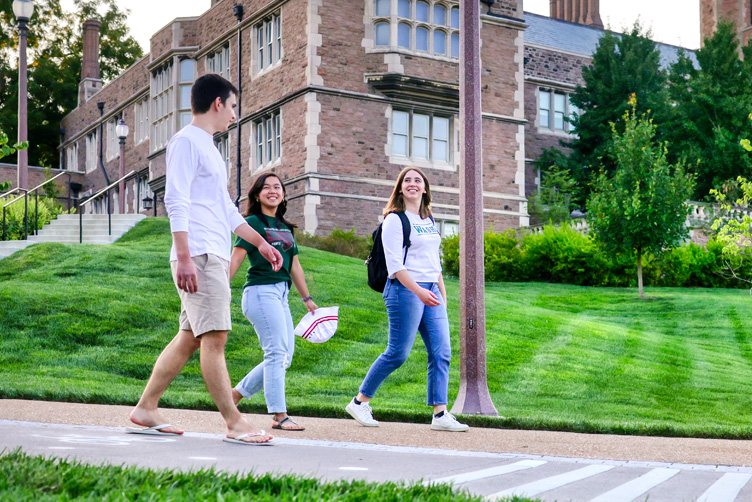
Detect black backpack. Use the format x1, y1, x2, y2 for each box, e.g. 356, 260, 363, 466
366, 212, 411, 292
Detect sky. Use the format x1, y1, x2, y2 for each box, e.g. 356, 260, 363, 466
61, 0, 701, 52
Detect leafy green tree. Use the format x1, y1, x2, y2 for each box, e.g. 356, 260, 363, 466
0, 0, 142, 168
528, 158, 579, 225
0, 129, 27, 192
568, 22, 669, 195
666, 21, 752, 199
587, 97, 695, 297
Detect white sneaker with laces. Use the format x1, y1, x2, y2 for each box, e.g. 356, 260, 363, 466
345, 400, 379, 427
431, 412, 469, 432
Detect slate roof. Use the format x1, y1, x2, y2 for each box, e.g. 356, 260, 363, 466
523, 12, 698, 68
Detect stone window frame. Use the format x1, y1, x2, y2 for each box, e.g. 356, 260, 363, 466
85, 130, 98, 174
206, 43, 231, 81
177, 58, 196, 131
435, 218, 458, 238
105, 116, 121, 162
536, 87, 578, 136
151, 61, 174, 152
134, 97, 149, 145
214, 133, 231, 176
387, 106, 456, 171
254, 13, 282, 76
65, 142, 80, 173
366, 0, 460, 62
253, 110, 282, 171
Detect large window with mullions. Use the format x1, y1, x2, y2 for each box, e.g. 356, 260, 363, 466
372, 0, 459, 59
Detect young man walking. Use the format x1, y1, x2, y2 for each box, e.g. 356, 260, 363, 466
128, 74, 282, 445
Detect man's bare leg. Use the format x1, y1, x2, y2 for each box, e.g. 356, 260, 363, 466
200, 330, 273, 443
129, 329, 200, 433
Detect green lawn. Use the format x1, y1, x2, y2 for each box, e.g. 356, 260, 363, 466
3, 449, 538, 502
2, 218, 752, 438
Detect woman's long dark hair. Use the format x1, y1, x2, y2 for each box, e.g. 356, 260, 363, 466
244, 173, 297, 230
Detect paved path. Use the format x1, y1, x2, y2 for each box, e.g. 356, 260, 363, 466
3, 399, 752, 501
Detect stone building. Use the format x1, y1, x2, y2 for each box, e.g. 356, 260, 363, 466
48, 0, 714, 237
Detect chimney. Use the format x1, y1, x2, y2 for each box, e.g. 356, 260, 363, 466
550, 0, 603, 28
78, 19, 103, 106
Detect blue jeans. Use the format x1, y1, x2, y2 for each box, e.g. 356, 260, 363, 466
359, 280, 451, 406
235, 282, 295, 413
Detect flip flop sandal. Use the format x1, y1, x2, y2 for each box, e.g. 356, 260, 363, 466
223, 430, 274, 445
272, 417, 305, 431
125, 424, 184, 436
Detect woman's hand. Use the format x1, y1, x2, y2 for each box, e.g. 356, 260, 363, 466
304, 299, 318, 313
416, 287, 441, 307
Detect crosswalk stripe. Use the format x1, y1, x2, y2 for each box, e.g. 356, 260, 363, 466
590, 468, 680, 502
427, 459, 547, 485
697, 473, 752, 502
486, 464, 615, 499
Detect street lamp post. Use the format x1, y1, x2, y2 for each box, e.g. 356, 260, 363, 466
12, 0, 34, 190
451, 0, 498, 416
116, 118, 129, 213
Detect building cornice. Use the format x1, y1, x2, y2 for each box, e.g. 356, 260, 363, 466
481, 14, 527, 30
146, 46, 201, 71
525, 76, 578, 91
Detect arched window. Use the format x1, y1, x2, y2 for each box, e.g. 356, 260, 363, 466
375, 22, 390, 46
398, 22, 412, 48
398, 0, 411, 18
375, 0, 390, 17
433, 29, 446, 55
433, 4, 446, 25
451, 32, 459, 58
416, 26, 429, 51
416, 1, 429, 22
450, 7, 459, 28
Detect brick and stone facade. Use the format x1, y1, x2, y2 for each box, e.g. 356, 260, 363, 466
48, 0, 711, 236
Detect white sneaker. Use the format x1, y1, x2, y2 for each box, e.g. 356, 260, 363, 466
345, 400, 379, 427
431, 412, 469, 432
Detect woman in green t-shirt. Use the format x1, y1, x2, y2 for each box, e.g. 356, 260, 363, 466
229, 173, 317, 431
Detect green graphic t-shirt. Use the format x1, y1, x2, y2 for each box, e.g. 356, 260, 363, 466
234, 214, 298, 289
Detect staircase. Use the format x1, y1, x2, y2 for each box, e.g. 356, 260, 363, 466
0, 213, 146, 260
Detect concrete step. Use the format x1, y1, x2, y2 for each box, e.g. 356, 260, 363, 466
27, 235, 117, 244
0, 241, 32, 260
55, 214, 146, 222
36, 225, 136, 236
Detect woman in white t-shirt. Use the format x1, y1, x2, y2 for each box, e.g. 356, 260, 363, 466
345, 167, 469, 432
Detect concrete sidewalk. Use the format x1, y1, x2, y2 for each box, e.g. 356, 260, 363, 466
1, 398, 750, 468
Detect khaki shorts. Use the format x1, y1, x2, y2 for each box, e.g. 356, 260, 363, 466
170, 253, 232, 337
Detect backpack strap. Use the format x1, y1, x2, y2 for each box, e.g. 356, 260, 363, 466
395, 211, 411, 265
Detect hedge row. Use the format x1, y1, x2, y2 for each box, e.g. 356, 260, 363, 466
441, 224, 749, 289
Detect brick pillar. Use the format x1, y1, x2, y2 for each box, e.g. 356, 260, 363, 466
585, 0, 603, 27
78, 19, 103, 105
563, 0, 572, 22
82, 19, 101, 80
550, 0, 558, 17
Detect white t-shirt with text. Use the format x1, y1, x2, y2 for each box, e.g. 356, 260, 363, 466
382, 211, 442, 283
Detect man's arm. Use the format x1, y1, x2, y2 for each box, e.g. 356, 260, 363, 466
234, 222, 283, 272
173, 231, 198, 293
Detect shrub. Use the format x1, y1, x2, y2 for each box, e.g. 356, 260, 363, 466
297, 228, 371, 260
0, 195, 66, 241
522, 223, 610, 286
441, 230, 527, 281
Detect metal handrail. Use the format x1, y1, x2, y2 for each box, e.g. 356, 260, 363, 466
1, 172, 74, 241
78, 170, 135, 243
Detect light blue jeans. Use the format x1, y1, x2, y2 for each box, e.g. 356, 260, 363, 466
359, 280, 451, 405
235, 282, 295, 413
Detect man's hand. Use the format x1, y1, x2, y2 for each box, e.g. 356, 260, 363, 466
176, 257, 198, 293
258, 242, 284, 272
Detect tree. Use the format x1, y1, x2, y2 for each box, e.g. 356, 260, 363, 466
529, 152, 579, 225
0, 129, 26, 193
0, 0, 142, 168
711, 176, 752, 291
568, 22, 669, 197
666, 21, 752, 200
587, 96, 695, 297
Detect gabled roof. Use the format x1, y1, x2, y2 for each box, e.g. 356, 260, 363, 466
523, 12, 697, 68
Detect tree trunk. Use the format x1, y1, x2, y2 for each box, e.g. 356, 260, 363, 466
637, 248, 644, 298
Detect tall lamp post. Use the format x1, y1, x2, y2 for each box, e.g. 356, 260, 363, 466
12, 0, 34, 190
116, 118, 129, 213
451, 0, 498, 416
